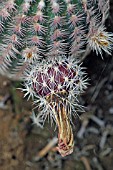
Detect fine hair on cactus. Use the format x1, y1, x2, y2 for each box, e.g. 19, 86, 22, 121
0, 0, 113, 157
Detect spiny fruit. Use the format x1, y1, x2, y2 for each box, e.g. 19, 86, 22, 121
22, 57, 88, 156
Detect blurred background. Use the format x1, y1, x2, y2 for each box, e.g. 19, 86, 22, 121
0, 1, 113, 170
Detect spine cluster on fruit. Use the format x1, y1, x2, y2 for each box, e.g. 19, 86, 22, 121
0, 0, 113, 156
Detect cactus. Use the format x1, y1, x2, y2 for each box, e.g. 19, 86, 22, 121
0, 0, 112, 76
0, 0, 113, 156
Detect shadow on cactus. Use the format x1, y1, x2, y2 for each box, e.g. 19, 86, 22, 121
0, 0, 113, 156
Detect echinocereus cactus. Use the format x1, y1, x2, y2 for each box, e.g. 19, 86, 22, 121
0, 0, 112, 76
0, 0, 113, 156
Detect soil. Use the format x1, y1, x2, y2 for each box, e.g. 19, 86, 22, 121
0, 1, 113, 170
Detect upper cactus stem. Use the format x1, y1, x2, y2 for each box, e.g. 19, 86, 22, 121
0, 0, 112, 78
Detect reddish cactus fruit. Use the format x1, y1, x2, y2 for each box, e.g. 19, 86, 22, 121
22, 57, 88, 156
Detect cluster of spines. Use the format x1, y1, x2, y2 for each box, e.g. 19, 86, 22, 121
47, 0, 68, 57
25, 0, 47, 58
65, 0, 86, 57
22, 57, 88, 124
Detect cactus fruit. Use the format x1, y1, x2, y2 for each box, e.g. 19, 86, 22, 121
22, 57, 88, 156
0, 0, 113, 156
